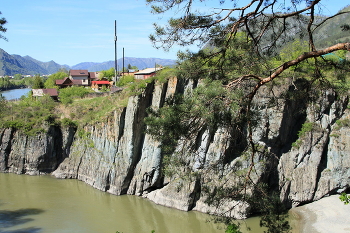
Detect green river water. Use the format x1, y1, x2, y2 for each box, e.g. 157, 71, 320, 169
0, 173, 298, 233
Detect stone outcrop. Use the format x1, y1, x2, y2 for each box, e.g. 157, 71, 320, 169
1, 77, 350, 218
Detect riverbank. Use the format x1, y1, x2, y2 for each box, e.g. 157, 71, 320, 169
0, 85, 28, 92
290, 195, 350, 233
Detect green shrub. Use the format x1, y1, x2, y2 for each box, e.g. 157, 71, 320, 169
116, 75, 134, 86
297, 122, 315, 138
61, 118, 78, 128
59, 86, 92, 105
153, 67, 176, 83
292, 122, 316, 148
335, 118, 350, 130
339, 193, 350, 204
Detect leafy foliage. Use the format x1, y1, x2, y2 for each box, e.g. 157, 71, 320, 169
32, 75, 44, 89
115, 75, 134, 87
58, 86, 93, 105
44, 72, 68, 89
144, 1, 350, 232
0, 94, 6, 117
0, 11, 7, 41
99, 67, 115, 81
257, 192, 291, 233
339, 193, 350, 204
61, 117, 78, 128
225, 224, 242, 233
0, 76, 15, 89
145, 79, 243, 155
0, 93, 58, 135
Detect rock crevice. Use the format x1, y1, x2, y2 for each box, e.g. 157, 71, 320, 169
1, 78, 350, 217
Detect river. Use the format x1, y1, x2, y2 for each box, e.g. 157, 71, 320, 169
0, 173, 277, 233
0, 88, 31, 100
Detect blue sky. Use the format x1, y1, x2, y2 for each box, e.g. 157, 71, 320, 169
0, 0, 348, 66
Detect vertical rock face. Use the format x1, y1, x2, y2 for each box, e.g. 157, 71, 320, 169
1, 78, 350, 217
0, 126, 74, 175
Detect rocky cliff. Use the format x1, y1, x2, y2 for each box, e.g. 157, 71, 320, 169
0, 77, 349, 218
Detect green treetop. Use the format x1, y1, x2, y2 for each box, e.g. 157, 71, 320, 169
0, 11, 7, 41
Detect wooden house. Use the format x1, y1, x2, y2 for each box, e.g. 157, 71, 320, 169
134, 67, 162, 80
56, 77, 73, 88
32, 88, 59, 101
69, 70, 89, 86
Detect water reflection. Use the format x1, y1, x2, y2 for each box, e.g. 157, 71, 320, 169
0, 208, 43, 233
0, 88, 31, 100
0, 173, 290, 233
0, 174, 226, 233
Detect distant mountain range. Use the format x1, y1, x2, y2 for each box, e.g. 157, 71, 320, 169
1, 5, 350, 77
71, 57, 176, 72
0, 48, 177, 76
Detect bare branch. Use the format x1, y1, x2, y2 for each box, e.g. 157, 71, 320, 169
312, 11, 350, 32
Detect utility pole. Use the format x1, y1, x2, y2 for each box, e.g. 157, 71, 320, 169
122, 47, 125, 78
114, 20, 117, 82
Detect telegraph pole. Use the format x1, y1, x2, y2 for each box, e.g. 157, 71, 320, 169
114, 20, 117, 82
122, 47, 125, 78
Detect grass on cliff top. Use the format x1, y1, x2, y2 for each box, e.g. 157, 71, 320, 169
0, 91, 130, 135
0, 69, 176, 135
0, 94, 58, 135
56, 91, 130, 126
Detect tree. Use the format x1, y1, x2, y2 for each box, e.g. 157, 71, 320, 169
99, 67, 115, 81
13, 74, 23, 80
0, 11, 7, 41
0, 76, 12, 89
145, 0, 350, 232
32, 75, 44, 89
127, 64, 138, 71
0, 94, 6, 117
44, 71, 67, 89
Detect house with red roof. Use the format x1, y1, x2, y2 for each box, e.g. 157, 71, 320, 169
91, 80, 113, 89
56, 77, 73, 88
134, 67, 162, 80
88, 71, 101, 82
32, 88, 59, 101
55, 70, 93, 88
69, 70, 89, 86
55, 70, 116, 90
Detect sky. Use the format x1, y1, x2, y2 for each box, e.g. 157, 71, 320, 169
0, 0, 348, 66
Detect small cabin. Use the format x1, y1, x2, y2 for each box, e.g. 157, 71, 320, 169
134, 67, 162, 80
32, 88, 59, 101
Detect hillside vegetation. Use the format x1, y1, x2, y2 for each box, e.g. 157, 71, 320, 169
0, 68, 174, 135
314, 5, 350, 48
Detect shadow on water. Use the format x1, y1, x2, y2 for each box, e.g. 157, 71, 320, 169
0, 208, 43, 233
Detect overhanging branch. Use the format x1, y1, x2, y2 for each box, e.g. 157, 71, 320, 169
248, 42, 350, 99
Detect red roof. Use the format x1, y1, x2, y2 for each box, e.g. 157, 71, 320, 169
43, 88, 58, 96
70, 70, 89, 76
32, 89, 58, 97
56, 77, 71, 85
92, 81, 110, 85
